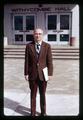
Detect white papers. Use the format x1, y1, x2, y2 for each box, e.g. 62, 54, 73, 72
43, 67, 48, 81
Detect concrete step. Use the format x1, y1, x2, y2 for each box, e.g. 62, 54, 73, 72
4, 55, 79, 60
52, 49, 79, 52
4, 45, 79, 60
4, 46, 79, 50
4, 49, 79, 53
53, 56, 79, 60
4, 47, 79, 53
4, 44, 79, 49
4, 52, 79, 56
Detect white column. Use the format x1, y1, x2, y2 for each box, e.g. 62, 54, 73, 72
72, 5, 79, 47
4, 37, 8, 46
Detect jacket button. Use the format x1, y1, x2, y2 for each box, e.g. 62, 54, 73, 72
37, 63, 39, 66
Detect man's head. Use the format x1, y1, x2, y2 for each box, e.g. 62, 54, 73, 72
33, 28, 43, 43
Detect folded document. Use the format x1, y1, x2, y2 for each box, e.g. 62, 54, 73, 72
43, 67, 48, 81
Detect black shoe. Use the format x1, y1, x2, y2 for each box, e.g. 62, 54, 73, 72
30, 113, 35, 116
40, 113, 47, 116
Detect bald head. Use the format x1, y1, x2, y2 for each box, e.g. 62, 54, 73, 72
34, 28, 43, 34
33, 28, 43, 43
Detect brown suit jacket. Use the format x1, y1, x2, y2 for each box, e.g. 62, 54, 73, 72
24, 41, 53, 81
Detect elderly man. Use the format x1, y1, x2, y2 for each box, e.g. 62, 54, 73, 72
24, 28, 53, 116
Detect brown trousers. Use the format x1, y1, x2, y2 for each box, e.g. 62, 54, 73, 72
29, 76, 47, 115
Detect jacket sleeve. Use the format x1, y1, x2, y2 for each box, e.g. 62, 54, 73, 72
46, 44, 53, 76
24, 45, 29, 75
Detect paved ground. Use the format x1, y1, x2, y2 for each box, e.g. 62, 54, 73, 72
4, 59, 79, 116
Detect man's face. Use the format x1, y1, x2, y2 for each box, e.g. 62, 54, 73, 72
33, 29, 43, 42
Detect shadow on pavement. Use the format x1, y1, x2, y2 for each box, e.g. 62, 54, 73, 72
4, 97, 40, 116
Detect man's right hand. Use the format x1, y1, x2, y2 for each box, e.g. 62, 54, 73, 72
25, 75, 29, 81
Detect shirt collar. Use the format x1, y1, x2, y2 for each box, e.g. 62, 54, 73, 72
35, 41, 42, 46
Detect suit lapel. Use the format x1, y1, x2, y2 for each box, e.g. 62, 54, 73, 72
30, 42, 37, 60
38, 41, 46, 62
30, 41, 46, 62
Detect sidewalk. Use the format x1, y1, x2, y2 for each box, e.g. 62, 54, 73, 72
4, 59, 79, 116
4, 90, 79, 116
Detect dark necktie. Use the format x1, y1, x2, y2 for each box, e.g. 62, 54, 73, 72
37, 44, 39, 49
36, 44, 40, 59
37, 44, 40, 53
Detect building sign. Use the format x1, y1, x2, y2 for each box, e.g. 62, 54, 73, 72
11, 7, 71, 13
11, 8, 51, 12
55, 7, 70, 11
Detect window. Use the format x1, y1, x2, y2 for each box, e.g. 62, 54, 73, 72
48, 35, 56, 41
14, 16, 23, 30
26, 35, 34, 41
15, 35, 23, 41
26, 16, 34, 30
60, 34, 69, 41
48, 15, 57, 30
60, 15, 69, 30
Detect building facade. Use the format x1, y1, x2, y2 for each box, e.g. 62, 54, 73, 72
4, 4, 79, 47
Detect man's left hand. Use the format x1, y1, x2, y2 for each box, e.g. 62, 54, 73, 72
48, 76, 52, 81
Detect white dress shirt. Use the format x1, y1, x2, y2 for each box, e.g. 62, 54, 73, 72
35, 41, 42, 53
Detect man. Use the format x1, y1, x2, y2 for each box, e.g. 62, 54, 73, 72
24, 28, 53, 116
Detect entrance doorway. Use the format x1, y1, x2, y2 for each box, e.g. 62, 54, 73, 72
13, 14, 36, 44
12, 13, 71, 45
46, 13, 71, 45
